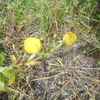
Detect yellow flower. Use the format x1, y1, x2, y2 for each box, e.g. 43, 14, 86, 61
62, 32, 77, 45
24, 37, 42, 53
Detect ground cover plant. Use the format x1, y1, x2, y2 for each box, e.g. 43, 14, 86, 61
0, 0, 100, 100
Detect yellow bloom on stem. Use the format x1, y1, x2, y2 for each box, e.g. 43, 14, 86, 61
24, 37, 42, 53
62, 32, 77, 45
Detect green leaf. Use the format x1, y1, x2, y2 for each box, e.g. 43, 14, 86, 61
96, 14, 100, 19
2, 69, 15, 85
0, 67, 5, 72
0, 58, 3, 66
17, 24, 24, 28
0, 39, 5, 43
6, 3, 16, 9
0, 52, 7, 61
15, 74, 20, 81
0, 73, 5, 90
0, 47, 5, 53
0, 52, 7, 66
17, 68, 25, 74
3, 86, 12, 92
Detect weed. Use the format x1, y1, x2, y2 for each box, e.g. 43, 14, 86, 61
0, 0, 100, 100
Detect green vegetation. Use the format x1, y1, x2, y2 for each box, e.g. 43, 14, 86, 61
0, 0, 100, 100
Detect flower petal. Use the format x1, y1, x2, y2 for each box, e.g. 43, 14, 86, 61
24, 37, 42, 53
63, 32, 77, 45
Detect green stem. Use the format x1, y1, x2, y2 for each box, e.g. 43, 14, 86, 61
56, 42, 63, 49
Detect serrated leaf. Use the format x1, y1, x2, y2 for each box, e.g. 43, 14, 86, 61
2, 69, 15, 85
0, 73, 5, 90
